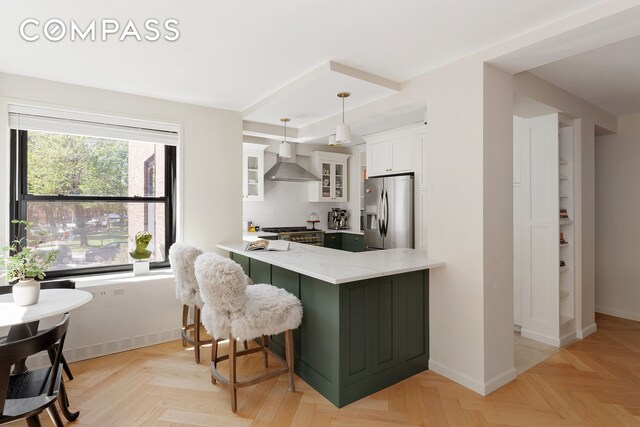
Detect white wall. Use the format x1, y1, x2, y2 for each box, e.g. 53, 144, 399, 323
482, 64, 516, 385
595, 112, 640, 321
0, 72, 243, 253
0, 72, 242, 359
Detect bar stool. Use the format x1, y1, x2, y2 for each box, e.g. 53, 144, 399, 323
194, 252, 302, 412
168, 243, 212, 364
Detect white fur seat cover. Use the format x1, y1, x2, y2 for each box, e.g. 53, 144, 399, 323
195, 253, 303, 341
169, 243, 204, 308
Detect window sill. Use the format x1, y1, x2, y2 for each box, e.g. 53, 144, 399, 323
63, 268, 174, 289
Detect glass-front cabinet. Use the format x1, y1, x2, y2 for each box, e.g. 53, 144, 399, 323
242, 143, 268, 201
309, 152, 350, 202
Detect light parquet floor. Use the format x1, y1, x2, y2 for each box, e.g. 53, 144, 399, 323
8, 313, 640, 426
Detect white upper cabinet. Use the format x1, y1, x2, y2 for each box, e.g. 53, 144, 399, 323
308, 151, 351, 202
242, 143, 268, 201
366, 132, 414, 177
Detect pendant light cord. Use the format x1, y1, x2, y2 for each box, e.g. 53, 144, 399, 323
342, 97, 345, 123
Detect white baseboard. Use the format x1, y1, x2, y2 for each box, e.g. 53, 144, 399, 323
428, 359, 516, 396
484, 367, 518, 395
513, 324, 522, 333
28, 328, 181, 370
577, 322, 597, 339
596, 306, 640, 322
520, 328, 577, 348
520, 328, 560, 347
559, 331, 577, 347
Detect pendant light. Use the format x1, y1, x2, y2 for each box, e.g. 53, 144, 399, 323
279, 118, 292, 158
335, 92, 352, 145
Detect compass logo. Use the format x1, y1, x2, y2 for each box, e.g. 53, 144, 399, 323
19, 18, 180, 42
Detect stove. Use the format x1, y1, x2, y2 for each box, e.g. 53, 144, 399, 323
262, 227, 325, 246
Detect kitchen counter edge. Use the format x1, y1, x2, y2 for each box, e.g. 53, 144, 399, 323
217, 241, 445, 285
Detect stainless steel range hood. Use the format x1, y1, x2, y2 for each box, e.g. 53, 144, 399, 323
264, 158, 319, 182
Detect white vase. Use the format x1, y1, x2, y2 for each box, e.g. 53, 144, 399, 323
13, 279, 40, 306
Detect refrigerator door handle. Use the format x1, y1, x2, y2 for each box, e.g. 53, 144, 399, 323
383, 188, 390, 237
377, 188, 385, 238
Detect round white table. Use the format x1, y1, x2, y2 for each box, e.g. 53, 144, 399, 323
0, 288, 93, 327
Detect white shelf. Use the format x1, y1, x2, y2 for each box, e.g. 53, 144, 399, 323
560, 243, 569, 248
560, 290, 570, 298
560, 266, 569, 273
559, 175, 570, 180
560, 194, 569, 198
560, 219, 573, 225
559, 159, 568, 165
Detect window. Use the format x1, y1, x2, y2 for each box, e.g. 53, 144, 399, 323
9, 109, 177, 277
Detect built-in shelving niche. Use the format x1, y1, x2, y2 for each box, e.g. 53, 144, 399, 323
513, 113, 577, 347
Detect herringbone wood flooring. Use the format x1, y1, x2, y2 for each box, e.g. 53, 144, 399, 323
8, 313, 640, 426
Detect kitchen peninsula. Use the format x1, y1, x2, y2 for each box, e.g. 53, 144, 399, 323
217, 241, 444, 407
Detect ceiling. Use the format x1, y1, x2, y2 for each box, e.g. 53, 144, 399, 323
0, 0, 608, 124
243, 62, 399, 129
530, 35, 640, 116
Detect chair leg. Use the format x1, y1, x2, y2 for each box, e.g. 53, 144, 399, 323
211, 339, 218, 384
285, 330, 295, 392
46, 404, 64, 427
58, 381, 80, 421
194, 307, 201, 364
26, 415, 42, 427
181, 305, 189, 347
62, 355, 74, 381
262, 335, 269, 368
229, 333, 238, 413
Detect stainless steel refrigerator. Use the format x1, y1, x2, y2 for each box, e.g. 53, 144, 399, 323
364, 174, 414, 250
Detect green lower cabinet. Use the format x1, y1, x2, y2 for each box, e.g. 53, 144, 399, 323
342, 233, 365, 252
227, 253, 429, 408
324, 233, 364, 252
324, 233, 342, 249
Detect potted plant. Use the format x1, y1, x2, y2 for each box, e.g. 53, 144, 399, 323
0, 220, 57, 306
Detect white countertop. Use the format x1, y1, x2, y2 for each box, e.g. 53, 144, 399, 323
217, 241, 445, 284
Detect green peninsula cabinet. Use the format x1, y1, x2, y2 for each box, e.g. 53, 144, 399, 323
228, 250, 434, 408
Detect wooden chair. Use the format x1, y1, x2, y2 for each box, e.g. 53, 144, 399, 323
194, 253, 303, 412
0, 280, 76, 381
168, 243, 212, 364
0, 314, 78, 427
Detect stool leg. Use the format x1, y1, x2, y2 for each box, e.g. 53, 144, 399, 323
262, 335, 269, 368
211, 338, 218, 384
285, 330, 295, 392
194, 307, 201, 364
181, 305, 188, 347
229, 334, 238, 412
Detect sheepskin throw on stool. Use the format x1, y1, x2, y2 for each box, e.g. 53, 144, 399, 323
194, 253, 303, 341
168, 243, 204, 307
